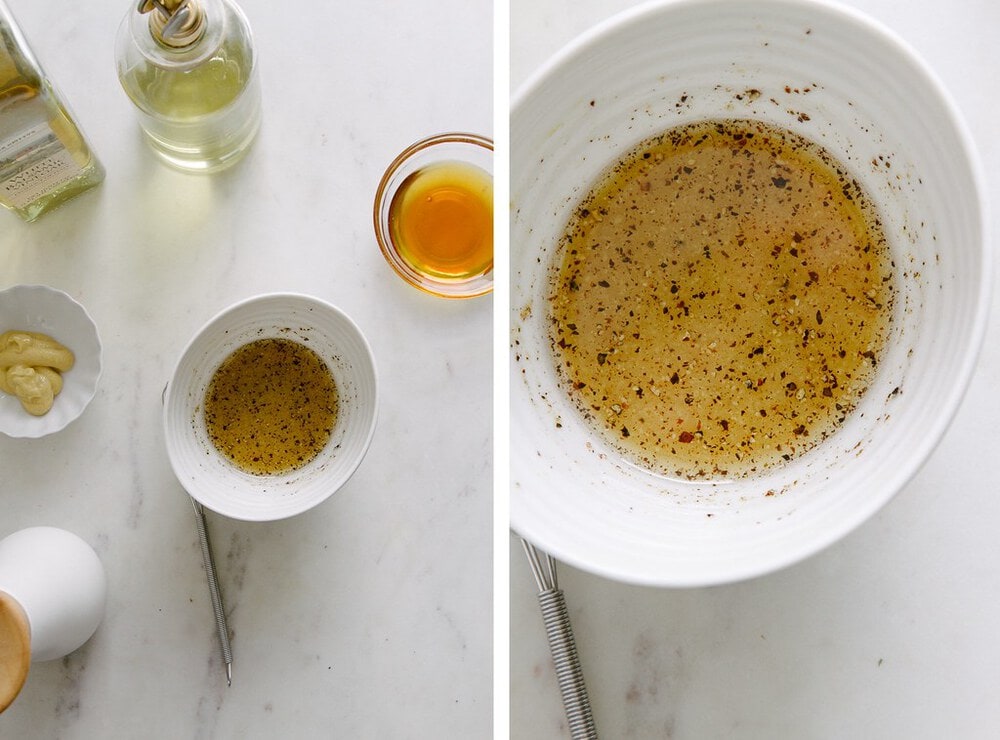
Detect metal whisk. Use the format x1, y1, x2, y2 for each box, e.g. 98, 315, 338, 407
191, 497, 232, 686
520, 538, 598, 739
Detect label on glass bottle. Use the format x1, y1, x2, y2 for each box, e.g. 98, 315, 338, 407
0, 122, 81, 209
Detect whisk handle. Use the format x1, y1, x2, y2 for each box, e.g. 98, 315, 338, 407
537, 587, 598, 740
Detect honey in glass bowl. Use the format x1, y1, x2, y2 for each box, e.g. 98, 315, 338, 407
388, 160, 493, 282
375, 133, 493, 299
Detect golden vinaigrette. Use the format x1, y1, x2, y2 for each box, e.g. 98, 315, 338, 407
549, 119, 896, 481
203, 337, 339, 475
388, 161, 493, 281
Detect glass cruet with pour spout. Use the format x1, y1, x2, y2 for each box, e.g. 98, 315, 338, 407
115, 0, 261, 173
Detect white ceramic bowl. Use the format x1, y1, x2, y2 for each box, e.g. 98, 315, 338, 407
510, 0, 990, 586
163, 293, 379, 521
0, 285, 102, 438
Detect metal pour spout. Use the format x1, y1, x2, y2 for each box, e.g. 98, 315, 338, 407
136, 0, 206, 47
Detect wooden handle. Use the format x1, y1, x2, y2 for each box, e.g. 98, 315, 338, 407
0, 590, 30, 714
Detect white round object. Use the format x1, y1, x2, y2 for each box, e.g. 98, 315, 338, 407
0, 285, 102, 438
510, 0, 990, 586
0, 527, 106, 662
163, 293, 379, 521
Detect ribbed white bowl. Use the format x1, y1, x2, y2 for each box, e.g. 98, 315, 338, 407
511, 0, 990, 585
164, 293, 378, 521
0, 285, 102, 438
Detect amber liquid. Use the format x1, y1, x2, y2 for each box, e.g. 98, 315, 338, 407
549, 119, 895, 480
203, 337, 339, 475
388, 160, 493, 281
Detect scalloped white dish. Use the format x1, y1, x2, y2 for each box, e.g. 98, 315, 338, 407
0, 285, 102, 438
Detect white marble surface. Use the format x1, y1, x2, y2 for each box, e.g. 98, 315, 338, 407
511, 0, 1000, 737
0, 0, 492, 737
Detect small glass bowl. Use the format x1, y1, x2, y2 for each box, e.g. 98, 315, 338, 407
374, 132, 494, 299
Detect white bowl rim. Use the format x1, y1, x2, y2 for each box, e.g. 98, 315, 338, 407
509, 0, 993, 586
0, 284, 103, 439
163, 291, 380, 521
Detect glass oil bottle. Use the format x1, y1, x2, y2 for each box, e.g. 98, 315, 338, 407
116, 0, 261, 173
0, 1, 104, 222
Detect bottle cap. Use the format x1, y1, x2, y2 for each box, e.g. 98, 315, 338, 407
137, 0, 206, 48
